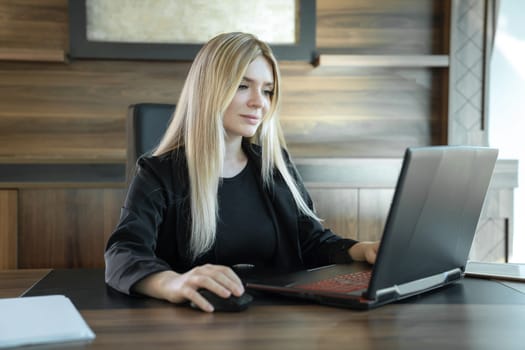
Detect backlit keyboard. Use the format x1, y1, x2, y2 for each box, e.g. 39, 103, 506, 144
294, 270, 372, 293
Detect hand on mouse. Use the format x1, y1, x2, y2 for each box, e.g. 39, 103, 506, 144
132, 264, 245, 312
192, 289, 253, 312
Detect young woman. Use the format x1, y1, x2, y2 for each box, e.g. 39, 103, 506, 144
105, 32, 379, 312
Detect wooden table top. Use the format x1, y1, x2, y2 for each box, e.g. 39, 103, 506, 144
1, 269, 525, 350
0, 269, 50, 298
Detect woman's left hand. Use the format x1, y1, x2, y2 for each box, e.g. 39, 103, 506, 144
348, 241, 380, 264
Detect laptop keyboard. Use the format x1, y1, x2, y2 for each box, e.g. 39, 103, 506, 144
294, 270, 372, 293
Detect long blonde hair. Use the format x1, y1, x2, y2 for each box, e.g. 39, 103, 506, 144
154, 32, 319, 260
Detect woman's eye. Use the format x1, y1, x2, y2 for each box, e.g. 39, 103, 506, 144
264, 90, 274, 96
238, 84, 248, 90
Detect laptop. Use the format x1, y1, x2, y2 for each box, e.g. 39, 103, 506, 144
246, 146, 499, 309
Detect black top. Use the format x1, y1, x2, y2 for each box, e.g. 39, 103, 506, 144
216, 161, 276, 266
104, 141, 358, 294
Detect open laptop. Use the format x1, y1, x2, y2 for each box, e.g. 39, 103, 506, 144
246, 146, 499, 309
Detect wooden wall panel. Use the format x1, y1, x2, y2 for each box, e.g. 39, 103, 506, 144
308, 188, 358, 239
0, 190, 18, 269
0, 0, 449, 163
0, 0, 67, 50
0, 61, 445, 160
18, 188, 126, 268
3, 0, 505, 268
0, 61, 191, 162
280, 66, 446, 157
317, 0, 447, 54
358, 189, 394, 241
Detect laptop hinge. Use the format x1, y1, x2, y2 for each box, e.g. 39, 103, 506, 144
374, 268, 463, 302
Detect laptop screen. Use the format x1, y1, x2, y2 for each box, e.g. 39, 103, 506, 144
366, 146, 498, 299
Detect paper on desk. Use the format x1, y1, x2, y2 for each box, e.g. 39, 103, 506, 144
465, 261, 525, 282
0, 295, 95, 349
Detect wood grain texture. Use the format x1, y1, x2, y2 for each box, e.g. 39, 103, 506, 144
0, 59, 446, 160
0, 60, 191, 162
0, 0, 450, 162
17, 188, 126, 268
0, 190, 18, 269
317, 0, 448, 54
0, 0, 509, 268
0, 269, 49, 297
3, 269, 525, 350
358, 189, 394, 241
77, 304, 525, 350
307, 188, 358, 239
279, 65, 447, 157
0, 47, 65, 62
0, 0, 67, 50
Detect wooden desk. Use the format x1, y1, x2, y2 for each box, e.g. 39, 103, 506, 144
0, 269, 50, 298
1, 269, 525, 350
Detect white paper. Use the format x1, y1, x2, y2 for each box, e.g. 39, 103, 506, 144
465, 261, 525, 282
0, 295, 95, 348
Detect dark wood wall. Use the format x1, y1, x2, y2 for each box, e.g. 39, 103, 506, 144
0, 0, 449, 162
0, 0, 471, 268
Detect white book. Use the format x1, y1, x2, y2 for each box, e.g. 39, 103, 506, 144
0, 295, 95, 349
465, 261, 525, 282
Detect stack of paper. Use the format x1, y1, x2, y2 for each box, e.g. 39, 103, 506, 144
0, 295, 95, 348
465, 261, 525, 282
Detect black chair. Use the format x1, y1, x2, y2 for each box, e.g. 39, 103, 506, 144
126, 103, 175, 181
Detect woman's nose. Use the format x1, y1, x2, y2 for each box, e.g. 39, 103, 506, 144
248, 90, 264, 108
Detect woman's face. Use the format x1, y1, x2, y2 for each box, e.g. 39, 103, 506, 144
223, 55, 274, 140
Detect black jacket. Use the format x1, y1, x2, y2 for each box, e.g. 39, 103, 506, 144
105, 142, 357, 294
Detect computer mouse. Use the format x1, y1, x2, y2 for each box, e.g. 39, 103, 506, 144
232, 263, 256, 281
190, 289, 253, 312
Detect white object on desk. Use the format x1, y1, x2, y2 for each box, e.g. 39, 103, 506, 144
465, 261, 525, 282
0, 294, 95, 349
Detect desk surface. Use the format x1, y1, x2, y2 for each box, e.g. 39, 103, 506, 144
1, 269, 525, 350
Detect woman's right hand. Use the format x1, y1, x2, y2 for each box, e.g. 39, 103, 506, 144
132, 264, 245, 312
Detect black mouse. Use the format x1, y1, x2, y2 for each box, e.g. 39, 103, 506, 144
190, 289, 253, 312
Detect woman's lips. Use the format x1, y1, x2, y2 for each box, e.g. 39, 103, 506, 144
241, 114, 260, 125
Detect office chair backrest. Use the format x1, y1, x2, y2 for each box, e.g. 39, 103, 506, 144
127, 103, 175, 180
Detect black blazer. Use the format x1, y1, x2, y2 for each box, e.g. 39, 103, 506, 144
105, 142, 357, 294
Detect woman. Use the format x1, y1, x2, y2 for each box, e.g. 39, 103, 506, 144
105, 32, 379, 312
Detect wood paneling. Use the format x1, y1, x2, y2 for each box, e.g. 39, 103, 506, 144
0, 190, 18, 269
280, 65, 446, 157
0, 0, 511, 268
317, 0, 448, 54
308, 188, 394, 243
304, 159, 516, 263
0, 47, 65, 62
0, 60, 446, 160
311, 187, 510, 262
0, 60, 191, 162
0, 0, 450, 162
0, 0, 67, 54
17, 188, 126, 268
358, 189, 394, 241
308, 188, 358, 239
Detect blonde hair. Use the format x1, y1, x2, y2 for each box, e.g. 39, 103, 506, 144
154, 32, 319, 260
